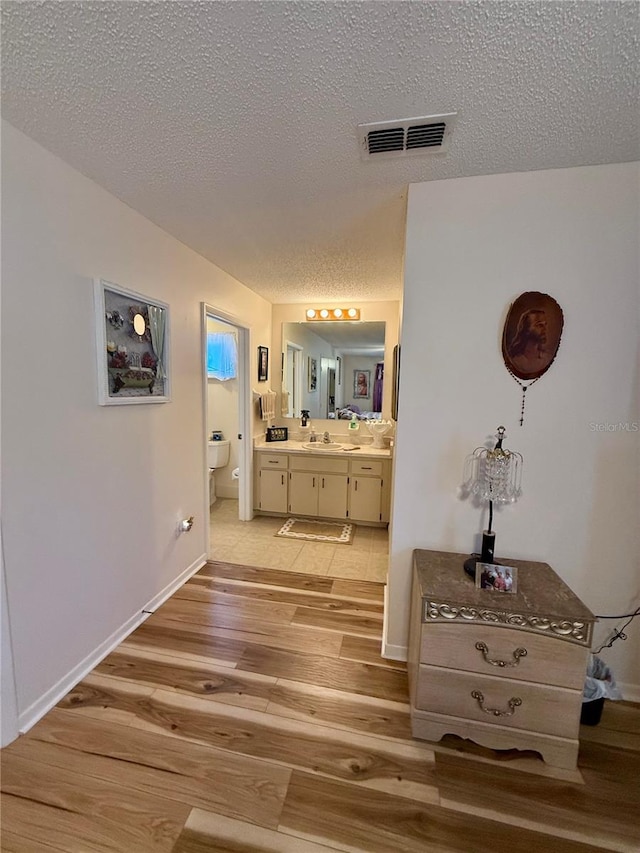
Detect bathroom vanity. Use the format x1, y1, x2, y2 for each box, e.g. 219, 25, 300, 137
253, 440, 392, 525
408, 549, 595, 770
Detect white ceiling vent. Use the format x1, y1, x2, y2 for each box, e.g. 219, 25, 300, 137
357, 113, 457, 161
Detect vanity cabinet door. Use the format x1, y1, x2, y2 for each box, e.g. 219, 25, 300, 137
349, 476, 383, 523
288, 472, 318, 517
318, 474, 348, 520
258, 469, 288, 514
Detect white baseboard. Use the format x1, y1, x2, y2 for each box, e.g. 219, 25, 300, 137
17, 553, 207, 736
142, 553, 207, 615
381, 642, 408, 661
380, 583, 408, 661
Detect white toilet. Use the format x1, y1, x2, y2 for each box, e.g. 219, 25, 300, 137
208, 439, 230, 505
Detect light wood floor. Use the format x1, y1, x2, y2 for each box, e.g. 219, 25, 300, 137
2, 561, 639, 852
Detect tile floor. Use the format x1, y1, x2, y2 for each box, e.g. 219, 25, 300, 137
209, 498, 389, 582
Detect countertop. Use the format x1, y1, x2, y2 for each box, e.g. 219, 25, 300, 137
253, 439, 392, 459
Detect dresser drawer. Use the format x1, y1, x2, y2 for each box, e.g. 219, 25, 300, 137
350, 459, 383, 476
290, 455, 349, 474
415, 664, 581, 739
418, 623, 587, 690
259, 454, 288, 468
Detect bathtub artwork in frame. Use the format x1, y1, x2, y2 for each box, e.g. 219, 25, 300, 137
94, 278, 171, 405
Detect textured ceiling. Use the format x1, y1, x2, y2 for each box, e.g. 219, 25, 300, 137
2, 1, 638, 304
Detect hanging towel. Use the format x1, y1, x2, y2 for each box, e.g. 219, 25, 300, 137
259, 390, 277, 422
280, 389, 290, 417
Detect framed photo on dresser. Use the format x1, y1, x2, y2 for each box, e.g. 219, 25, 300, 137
475, 562, 517, 593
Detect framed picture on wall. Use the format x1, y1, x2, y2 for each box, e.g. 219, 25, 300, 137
258, 346, 269, 382
502, 291, 564, 381
391, 344, 400, 420
353, 369, 370, 399
308, 357, 317, 392
94, 278, 170, 405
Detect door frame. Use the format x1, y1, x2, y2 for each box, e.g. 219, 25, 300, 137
284, 340, 303, 418
201, 303, 253, 524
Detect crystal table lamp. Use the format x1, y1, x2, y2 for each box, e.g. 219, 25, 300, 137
461, 426, 523, 577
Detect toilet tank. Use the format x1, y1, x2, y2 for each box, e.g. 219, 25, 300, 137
207, 439, 230, 468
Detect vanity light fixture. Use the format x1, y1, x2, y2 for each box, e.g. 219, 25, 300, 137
305, 307, 361, 322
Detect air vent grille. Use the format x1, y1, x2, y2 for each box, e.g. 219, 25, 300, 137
367, 127, 405, 154
357, 113, 457, 161
406, 122, 446, 149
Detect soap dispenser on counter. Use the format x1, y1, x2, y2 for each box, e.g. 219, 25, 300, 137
308, 425, 317, 442
348, 413, 360, 443
299, 409, 310, 440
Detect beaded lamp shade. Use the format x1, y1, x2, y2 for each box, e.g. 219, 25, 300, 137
461, 426, 523, 576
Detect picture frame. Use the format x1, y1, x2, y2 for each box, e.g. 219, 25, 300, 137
308, 356, 318, 392
391, 344, 401, 420
502, 291, 564, 381
353, 369, 370, 399
258, 345, 269, 382
475, 562, 517, 594
94, 278, 170, 405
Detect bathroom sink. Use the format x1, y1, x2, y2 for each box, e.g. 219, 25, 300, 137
302, 442, 344, 451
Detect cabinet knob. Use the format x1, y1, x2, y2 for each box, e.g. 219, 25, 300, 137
475, 641, 527, 668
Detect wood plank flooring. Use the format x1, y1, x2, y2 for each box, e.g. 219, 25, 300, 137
2, 560, 639, 852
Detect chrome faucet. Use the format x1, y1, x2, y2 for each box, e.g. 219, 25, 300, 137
323, 431, 331, 443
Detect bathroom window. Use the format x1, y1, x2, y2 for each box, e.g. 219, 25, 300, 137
207, 332, 238, 380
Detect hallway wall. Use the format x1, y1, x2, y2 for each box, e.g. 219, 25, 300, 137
1, 121, 272, 737
389, 161, 640, 696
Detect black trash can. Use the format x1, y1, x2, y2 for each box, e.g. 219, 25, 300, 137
581, 654, 621, 726
580, 696, 604, 726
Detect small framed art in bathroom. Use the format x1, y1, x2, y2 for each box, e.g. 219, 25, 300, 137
308, 357, 318, 392
94, 278, 171, 405
258, 346, 269, 382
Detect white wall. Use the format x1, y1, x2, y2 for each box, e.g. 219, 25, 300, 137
1, 121, 272, 736
206, 317, 239, 499
388, 162, 640, 696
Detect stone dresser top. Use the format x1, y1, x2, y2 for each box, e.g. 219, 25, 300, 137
413, 549, 595, 646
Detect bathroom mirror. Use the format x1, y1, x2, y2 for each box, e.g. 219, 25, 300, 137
281, 321, 385, 421
133, 313, 146, 336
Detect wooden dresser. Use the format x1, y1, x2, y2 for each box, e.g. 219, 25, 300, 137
408, 549, 595, 769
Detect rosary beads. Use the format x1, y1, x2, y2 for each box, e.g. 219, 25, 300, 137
506, 368, 540, 426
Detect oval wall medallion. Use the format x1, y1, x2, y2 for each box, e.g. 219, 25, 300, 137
502, 292, 564, 425
502, 292, 564, 381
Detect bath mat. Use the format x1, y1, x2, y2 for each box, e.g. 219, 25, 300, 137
275, 518, 354, 545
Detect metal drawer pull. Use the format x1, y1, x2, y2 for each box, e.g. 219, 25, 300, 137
471, 690, 522, 717
475, 641, 527, 668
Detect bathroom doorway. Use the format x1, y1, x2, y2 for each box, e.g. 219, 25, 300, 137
202, 304, 252, 555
